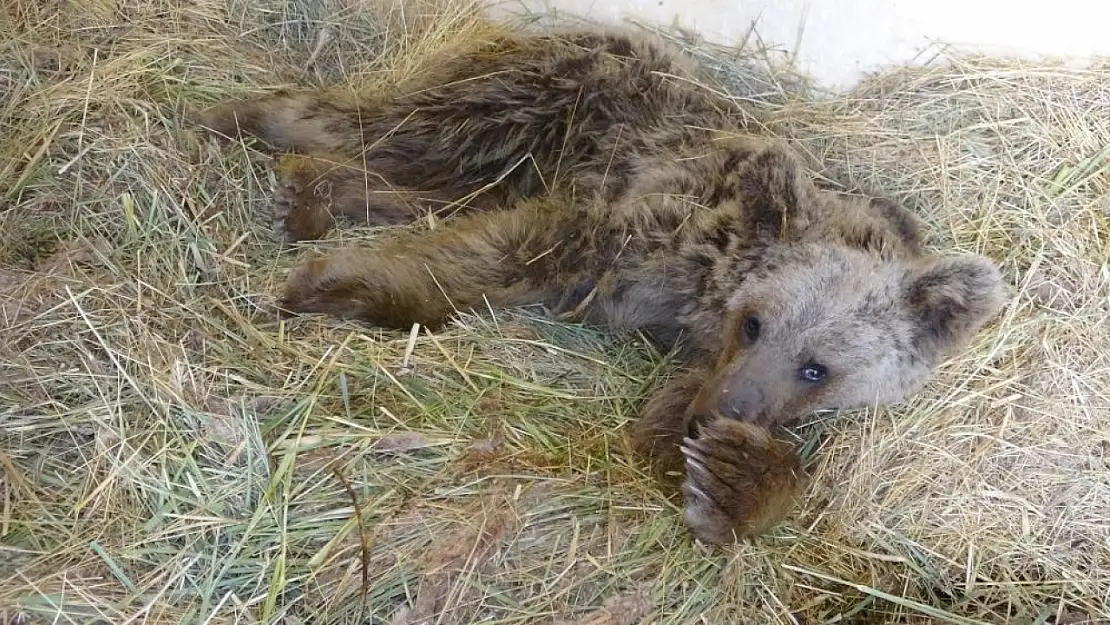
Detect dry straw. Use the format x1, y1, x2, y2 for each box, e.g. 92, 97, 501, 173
1, 0, 1107, 623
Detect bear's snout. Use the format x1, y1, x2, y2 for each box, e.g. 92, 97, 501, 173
690, 372, 773, 427
717, 379, 766, 421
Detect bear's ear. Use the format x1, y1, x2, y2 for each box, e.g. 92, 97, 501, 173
733, 143, 816, 238
905, 255, 1006, 354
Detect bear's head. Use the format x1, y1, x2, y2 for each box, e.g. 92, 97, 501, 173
689, 140, 1007, 430
690, 244, 1005, 429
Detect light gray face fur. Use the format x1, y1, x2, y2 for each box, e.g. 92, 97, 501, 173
708, 243, 1004, 426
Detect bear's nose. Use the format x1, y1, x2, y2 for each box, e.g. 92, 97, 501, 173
717, 379, 765, 421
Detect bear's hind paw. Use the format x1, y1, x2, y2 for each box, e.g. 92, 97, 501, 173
272, 154, 337, 242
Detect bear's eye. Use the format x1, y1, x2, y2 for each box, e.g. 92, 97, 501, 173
800, 364, 828, 384
742, 315, 761, 342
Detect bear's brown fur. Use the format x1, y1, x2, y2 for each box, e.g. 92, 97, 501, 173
197, 28, 1006, 544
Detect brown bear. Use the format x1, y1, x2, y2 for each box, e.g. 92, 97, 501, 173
196, 27, 1006, 544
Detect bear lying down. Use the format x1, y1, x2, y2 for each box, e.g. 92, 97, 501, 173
196, 27, 1005, 544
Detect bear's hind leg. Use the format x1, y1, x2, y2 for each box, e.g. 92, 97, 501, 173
196, 91, 364, 154
272, 152, 493, 241
279, 197, 582, 328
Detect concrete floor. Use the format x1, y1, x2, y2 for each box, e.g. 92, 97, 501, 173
489, 0, 1110, 89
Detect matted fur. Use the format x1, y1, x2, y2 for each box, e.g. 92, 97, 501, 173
198, 28, 1005, 544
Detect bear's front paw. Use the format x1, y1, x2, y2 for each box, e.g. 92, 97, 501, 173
680, 417, 804, 545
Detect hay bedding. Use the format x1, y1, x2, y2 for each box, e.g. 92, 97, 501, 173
0, 0, 1107, 622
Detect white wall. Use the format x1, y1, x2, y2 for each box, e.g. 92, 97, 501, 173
489, 0, 1110, 90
